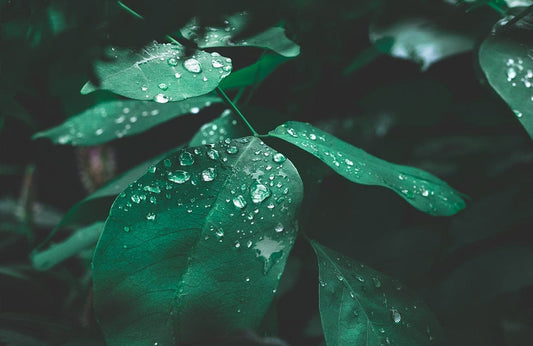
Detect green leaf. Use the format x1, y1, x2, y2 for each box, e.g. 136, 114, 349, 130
269, 121, 465, 216
478, 11, 533, 140
311, 240, 444, 346
189, 109, 249, 146
180, 13, 300, 57
219, 52, 291, 90
31, 222, 104, 270
369, 12, 475, 70
506, 0, 533, 7
92, 137, 303, 345
81, 42, 232, 101
33, 95, 220, 146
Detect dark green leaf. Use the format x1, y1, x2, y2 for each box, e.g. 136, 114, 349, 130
92, 137, 303, 344
81, 42, 232, 101
180, 13, 300, 57
219, 52, 291, 90
33, 95, 220, 146
269, 121, 466, 216
31, 222, 104, 270
370, 13, 475, 70
0, 329, 47, 346
189, 109, 249, 146
311, 240, 444, 346
478, 10, 533, 140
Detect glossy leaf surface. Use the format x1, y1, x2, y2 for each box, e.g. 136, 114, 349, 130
311, 240, 444, 345
34, 96, 219, 146
81, 42, 232, 101
92, 137, 303, 345
189, 109, 248, 146
479, 12, 533, 140
270, 121, 465, 216
180, 13, 300, 57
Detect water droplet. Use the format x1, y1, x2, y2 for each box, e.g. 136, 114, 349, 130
146, 212, 156, 221
174, 72, 181, 79
123, 226, 130, 232
275, 223, 284, 232
212, 60, 224, 68
131, 194, 141, 203
190, 107, 200, 114
141, 86, 148, 91
202, 167, 217, 181
226, 146, 238, 154
158, 83, 168, 91
422, 190, 429, 197
345, 158, 354, 166
273, 153, 286, 163
207, 149, 219, 160
168, 170, 191, 184
372, 277, 382, 288
233, 195, 247, 209
167, 57, 178, 66
179, 151, 195, 166
234, 241, 241, 248
95, 128, 104, 136
250, 181, 271, 203
154, 94, 169, 103
287, 128, 298, 137
391, 308, 401, 323
144, 185, 161, 193
183, 58, 202, 73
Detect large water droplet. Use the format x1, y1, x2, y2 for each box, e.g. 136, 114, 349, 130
207, 149, 219, 161
168, 170, 191, 184
391, 308, 401, 323
202, 167, 217, 181
179, 151, 195, 166
250, 181, 271, 204
273, 153, 286, 163
233, 195, 247, 209
154, 94, 169, 103
184, 58, 202, 73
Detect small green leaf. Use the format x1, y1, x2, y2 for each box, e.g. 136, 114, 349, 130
311, 240, 444, 346
92, 137, 303, 345
31, 222, 104, 270
220, 52, 291, 90
81, 42, 232, 101
478, 11, 533, 140
189, 109, 249, 146
180, 13, 300, 57
370, 13, 475, 70
33, 95, 220, 146
269, 121, 465, 216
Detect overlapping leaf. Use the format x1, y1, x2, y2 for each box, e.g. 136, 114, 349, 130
34, 96, 220, 146
92, 137, 303, 345
311, 241, 444, 345
180, 12, 300, 57
478, 10, 533, 140
81, 42, 232, 101
269, 121, 465, 216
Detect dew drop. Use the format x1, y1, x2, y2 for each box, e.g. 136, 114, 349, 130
154, 94, 169, 103
275, 223, 284, 232
207, 149, 219, 161
183, 58, 202, 73
250, 181, 271, 204
226, 146, 238, 154
201, 167, 217, 181
167, 57, 178, 66
190, 107, 200, 114
179, 151, 195, 166
233, 195, 247, 209
286, 128, 298, 137
158, 83, 168, 91
212, 60, 224, 68
391, 308, 401, 324
131, 194, 141, 203
123, 226, 130, 232
168, 170, 191, 184
234, 241, 241, 248
146, 212, 156, 221
273, 153, 286, 163
174, 72, 182, 79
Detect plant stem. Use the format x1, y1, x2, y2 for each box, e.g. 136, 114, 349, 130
215, 87, 259, 136
486, 2, 506, 16
117, 0, 256, 136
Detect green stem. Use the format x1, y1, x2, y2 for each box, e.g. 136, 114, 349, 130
117, 1, 256, 136
216, 87, 259, 136
486, 2, 506, 16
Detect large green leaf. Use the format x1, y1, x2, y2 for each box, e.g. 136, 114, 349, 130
269, 121, 465, 216
219, 52, 291, 90
180, 13, 300, 57
81, 42, 232, 101
92, 137, 304, 345
478, 10, 533, 140
311, 240, 444, 346
34, 96, 220, 146
369, 11, 475, 70
189, 109, 249, 146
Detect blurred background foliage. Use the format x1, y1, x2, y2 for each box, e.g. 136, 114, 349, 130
1, 0, 532, 345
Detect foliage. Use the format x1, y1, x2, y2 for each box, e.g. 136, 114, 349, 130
1, 0, 532, 345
